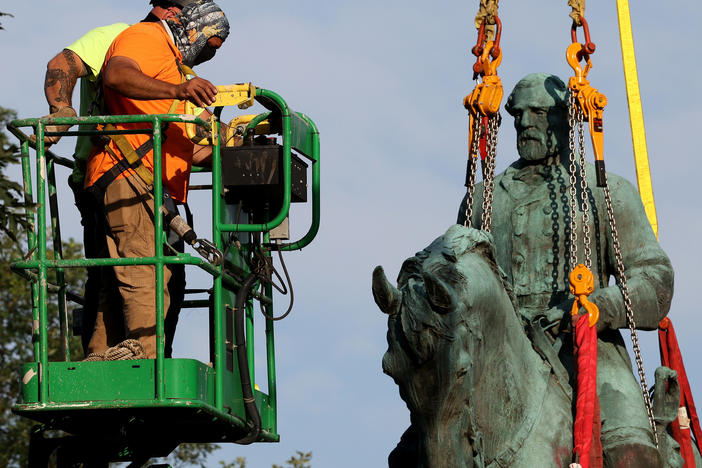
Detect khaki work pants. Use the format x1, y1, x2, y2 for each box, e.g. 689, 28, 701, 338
88, 174, 171, 358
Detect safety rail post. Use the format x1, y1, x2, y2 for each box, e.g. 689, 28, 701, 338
248, 228, 271, 389
35, 121, 49, 403
20, 139, 40, 361
239, 109, 320, 252
46, 156, 70, 361
152, 116, 166, 401
264, 249, 277, 434
246, 300, 255, 388
218, 89, 291, 234
281, 113, 320, 252
211, 119, 225, 411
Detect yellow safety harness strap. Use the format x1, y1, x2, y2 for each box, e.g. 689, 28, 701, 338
92, 54, 189, 193
167, 61, 196, 115
615, 0, 658, 238
103, 124, 155, 187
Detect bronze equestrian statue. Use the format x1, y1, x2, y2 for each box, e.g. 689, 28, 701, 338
374, 74, 695, 467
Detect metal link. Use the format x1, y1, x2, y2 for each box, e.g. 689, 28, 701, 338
481, 114, 499, 232
576, 110, 593, 270
603, 185, 659, 446
463, 115, 482, 227
194, 238, 224, 266
568, 92, 580, 270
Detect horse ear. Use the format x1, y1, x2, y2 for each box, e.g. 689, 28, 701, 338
373, 266, 401, 315
422, 271, 455, 314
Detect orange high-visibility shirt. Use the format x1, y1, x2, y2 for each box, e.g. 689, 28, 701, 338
84, 22, 193, 203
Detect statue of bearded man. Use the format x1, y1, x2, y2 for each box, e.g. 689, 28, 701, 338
457, 73, 674, 467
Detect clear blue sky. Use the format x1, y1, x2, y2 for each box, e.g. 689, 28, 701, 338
1, 1, 701, 466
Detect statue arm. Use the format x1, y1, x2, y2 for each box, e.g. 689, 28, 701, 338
589, 176, 674, 332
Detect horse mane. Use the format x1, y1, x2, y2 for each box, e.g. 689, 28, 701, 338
398, 225, 517, 311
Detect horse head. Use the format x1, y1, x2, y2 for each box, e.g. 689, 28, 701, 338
373, 225, 516, 466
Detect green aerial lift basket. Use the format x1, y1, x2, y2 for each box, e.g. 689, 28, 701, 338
7, 87, 320, 465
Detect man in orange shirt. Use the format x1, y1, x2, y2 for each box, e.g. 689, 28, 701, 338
84, 0, 229, 359
39, 0, 198, 359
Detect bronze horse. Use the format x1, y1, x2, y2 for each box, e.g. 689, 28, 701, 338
373, 225, 689, 467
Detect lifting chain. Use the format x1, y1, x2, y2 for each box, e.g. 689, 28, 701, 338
567, 17, 658, 446
463, 116, 482, 226
603, 184, 658, 446
463, 15, 502, 232
480, 115, 499, 232
567, 92, 582, 270
567, 92, 593, 270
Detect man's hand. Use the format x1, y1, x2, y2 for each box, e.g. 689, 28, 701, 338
31, 106, 77, 147
176, 77, 218, 108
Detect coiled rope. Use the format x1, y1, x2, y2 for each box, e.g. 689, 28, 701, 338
84, 339, 147, 361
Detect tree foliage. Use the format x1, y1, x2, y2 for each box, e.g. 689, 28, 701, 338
0, 106, 33, 241
162, 445, 313, 467
217, 450, 312, 468
273, 451, 313, 468
165, 443, 222, 467
0, 234, 85, 467
0, 11, 12, 30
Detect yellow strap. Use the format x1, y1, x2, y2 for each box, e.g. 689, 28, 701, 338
474, 0, 499, 40
179, 63, 197, 77
167, 99, 180, 115
103, 124, 154, 187
167, 60, 197, 115
568, 0, 586, 26
615, 0, 658, 238
102, 45, 185, 186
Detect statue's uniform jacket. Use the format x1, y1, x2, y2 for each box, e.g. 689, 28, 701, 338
457, 157, 674, 449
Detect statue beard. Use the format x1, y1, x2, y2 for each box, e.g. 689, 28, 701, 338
516, 131, 560, 162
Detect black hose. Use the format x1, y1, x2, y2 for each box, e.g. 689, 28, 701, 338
233, 272, 262, 444
259, 246, 295, 321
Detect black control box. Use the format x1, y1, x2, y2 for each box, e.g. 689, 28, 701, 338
221, 143, 308, 210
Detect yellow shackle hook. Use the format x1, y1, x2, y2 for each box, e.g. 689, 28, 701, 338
569, 264, 600, 328
566, 34, 608, 187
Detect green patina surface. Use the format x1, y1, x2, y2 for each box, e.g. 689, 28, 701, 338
374, 74, 696, 467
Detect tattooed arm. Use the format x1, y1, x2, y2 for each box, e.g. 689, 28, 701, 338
33, 49, 85, 145
44, 49, 87, 113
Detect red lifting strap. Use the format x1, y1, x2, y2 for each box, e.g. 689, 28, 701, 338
479, 116, 488, 161
573, 313, 603, 468
659, 317, 702, 467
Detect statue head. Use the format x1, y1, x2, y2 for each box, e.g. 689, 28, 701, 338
505, 73, 569, 162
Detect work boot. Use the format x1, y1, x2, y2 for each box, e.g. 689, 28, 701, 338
603, 443, 663, 468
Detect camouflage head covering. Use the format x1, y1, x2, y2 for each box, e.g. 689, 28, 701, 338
165, 0, 230, 67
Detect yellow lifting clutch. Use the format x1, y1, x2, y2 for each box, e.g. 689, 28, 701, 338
183, 83, 257, 146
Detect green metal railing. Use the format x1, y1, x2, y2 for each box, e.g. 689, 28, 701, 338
7, 87, 320, 445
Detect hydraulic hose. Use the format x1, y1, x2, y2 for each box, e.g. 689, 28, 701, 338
233, 272, 262, 444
